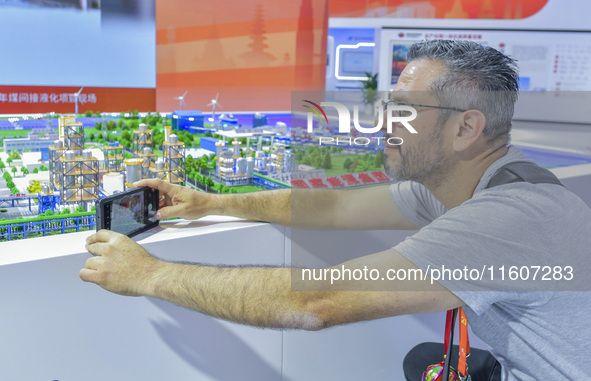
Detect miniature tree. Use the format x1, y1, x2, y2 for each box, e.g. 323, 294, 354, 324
374, 150, 385, 168
322, 151, 332, 169
180, 135, 192, 148
153, 130, 165, 147
0, 160, 4, 172
148, 115, 159, 127
7, 157, 12, 165
33, 168, 38, 174
27, 180, 42, 194
11, 167, 17, 175
311, 154, 322, 168
121, 130, 131, 142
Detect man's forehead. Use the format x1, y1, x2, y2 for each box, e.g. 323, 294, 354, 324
391, 59, 445, 100
400, 59, 445, 81
389, 91, 435, 104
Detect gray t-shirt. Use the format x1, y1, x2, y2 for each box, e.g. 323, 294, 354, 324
390, 146, 591, 380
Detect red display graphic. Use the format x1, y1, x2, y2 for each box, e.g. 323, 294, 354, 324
0, 86, 155, 114
156, 0, 329, 112
330, 0, 549, 19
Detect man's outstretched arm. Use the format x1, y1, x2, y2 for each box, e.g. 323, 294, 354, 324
80, 230, 462, 330
136, 179, 418, 231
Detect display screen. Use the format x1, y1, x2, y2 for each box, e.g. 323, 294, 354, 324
109, 191, 156, 236
0, 0, 156, 113
340, 51, 373, 76
381, 29, 591, 92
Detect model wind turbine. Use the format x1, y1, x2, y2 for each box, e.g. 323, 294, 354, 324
174, 91, 188, 110
207, 93, 222, 122
72, 87, 84, 115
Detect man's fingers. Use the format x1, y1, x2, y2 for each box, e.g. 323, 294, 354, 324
86, 239, 114, 257
85, 255, 104, 270
155, 205, 184, 220
86, 229, 116, 246
79, 268, 102, 284
135, 178, 174, 195
158, 195, 169, 209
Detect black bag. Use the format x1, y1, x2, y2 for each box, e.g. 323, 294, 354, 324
403, 342, 502, 381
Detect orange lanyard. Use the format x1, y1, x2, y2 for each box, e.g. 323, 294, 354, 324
440, 171, 480, 378
444, 307, 470, 377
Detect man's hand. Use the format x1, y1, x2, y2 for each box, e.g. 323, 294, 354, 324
79, 230, 163, 297
135, 178, 216, 221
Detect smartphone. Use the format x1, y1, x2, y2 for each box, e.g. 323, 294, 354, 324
96, 186, 160, 238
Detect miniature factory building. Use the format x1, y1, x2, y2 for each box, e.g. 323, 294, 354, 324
132, 123, 153, 159
214, 141, 253, 187
253, 147, 294, 176
162, 134, 186, 185
103, 141, 125, 173
48, 116, 100, 207
213, 138, 293, 186
171, 110, 204, 132
132, 123, 158, 178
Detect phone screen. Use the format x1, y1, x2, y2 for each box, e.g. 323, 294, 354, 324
97, 187, 159, 237
111, 192, 155, 235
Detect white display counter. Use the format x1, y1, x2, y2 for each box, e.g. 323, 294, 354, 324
0, 215, 470, 381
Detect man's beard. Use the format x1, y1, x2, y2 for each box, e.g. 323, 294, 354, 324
384, 128, 451, 186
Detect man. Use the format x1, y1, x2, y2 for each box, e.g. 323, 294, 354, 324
81, 40, 591, 379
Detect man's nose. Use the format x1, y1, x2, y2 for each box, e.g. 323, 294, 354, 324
378, 109, 403, 136
377, 107, 390, 134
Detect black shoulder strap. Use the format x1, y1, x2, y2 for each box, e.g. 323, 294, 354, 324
486, 161, 563, 189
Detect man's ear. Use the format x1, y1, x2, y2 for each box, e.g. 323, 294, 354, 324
452, 110, 486, 152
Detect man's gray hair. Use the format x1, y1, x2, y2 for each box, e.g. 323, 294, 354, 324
407, 40, 519, 143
